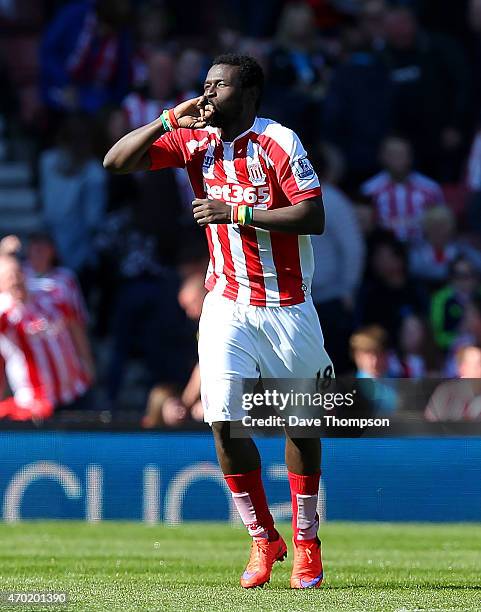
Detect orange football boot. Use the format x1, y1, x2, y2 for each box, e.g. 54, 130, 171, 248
240, 535, 287, 588
290, 537, 324, 589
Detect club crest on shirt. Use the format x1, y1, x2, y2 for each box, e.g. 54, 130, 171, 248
202, 154, 215, 173
247, 161, 266, 185
293, 157, 315, 180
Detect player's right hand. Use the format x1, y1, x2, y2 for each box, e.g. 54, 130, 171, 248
172, 96, 215, 129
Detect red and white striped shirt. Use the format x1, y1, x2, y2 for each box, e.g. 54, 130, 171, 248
361, 171, 444, 241
0, 292, 90, 408
23, 265, 88, 326
149, 117, 322, 307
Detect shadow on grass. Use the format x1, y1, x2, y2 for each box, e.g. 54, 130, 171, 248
318, 584, 481, 591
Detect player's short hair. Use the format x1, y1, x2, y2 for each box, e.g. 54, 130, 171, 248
211, 54, 264, 109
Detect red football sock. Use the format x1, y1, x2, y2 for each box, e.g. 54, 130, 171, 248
225, 468, 277, 540
288, 471, 320, 542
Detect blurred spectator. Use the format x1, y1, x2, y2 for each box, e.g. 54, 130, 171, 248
0, 232, 88, 326
323, 14, 391, 186
40, 0, 133, 113
0, 255, 94, 421
351, 325, 390, 378
356, 231, 428, 341
97, 208, 195, 409
380, 6, 471, 180
143, 385, 187, 428
39, 114, 107, 294
270, 2, 324, 92
454, 344, 481, 378
131, 1, 171, 89
409, 206, 481, 287
122, 50, 175, 129
266, 2, 327, 140
409, 206, 457, 286
359, 0, 387, 51
123, 46, 205, 130
445, 293, 481, 376
143, 270, 207, 428
349, 325, 398, 414
388, 314, 441, 378
23, 232, 88, 326
310, 145, 365, 374
424, 345, 481, 422
361, 136, 445, 242
174, 48, 205, 102
430, 257, 481, 351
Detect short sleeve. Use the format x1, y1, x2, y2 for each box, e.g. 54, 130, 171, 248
271, 128, 321, 204
149, 130, 186, 170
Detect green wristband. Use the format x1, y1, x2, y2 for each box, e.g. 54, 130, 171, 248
160, 109, 172, 132
244, 206, 254, 225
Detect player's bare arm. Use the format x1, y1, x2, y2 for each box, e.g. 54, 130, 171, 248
192, 197, 325, 235
103, 96, 214, 174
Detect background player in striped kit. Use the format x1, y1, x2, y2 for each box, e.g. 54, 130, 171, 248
104, 54, 333, 590
0, 255, 94, 421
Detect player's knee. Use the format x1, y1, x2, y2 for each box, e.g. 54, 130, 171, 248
211, 420, 230, 442
211, 421, 243, 454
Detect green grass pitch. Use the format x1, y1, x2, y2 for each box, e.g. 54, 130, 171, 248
0, 521, 480, 611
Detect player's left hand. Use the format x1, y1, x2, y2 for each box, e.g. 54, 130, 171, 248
192, 198, 231, 226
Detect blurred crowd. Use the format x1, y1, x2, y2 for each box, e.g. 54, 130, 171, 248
1, 0, 481, 425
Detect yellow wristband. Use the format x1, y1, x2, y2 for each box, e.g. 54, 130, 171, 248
238, 205, 247, 225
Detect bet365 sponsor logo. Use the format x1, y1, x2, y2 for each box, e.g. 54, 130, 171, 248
206, 183, 270, 204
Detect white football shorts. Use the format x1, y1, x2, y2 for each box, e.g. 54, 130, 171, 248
198, 291, 333, 424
